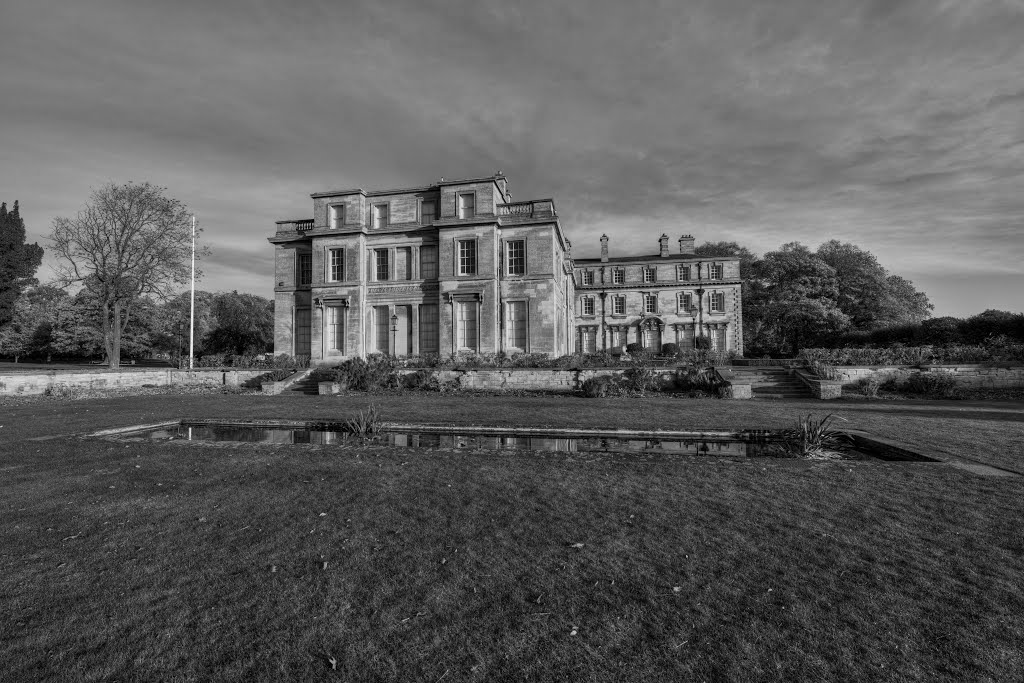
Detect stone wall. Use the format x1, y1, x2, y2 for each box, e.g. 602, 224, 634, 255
0, 369, 265, 396
835, 364, 1024, 389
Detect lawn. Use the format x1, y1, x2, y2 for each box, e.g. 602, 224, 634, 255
2, 391, 1023, 681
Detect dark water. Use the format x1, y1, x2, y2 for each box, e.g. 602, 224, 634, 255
136, 423, 786, 456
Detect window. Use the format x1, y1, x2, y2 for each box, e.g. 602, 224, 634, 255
331, 204, 345, 229
373, 204, 388, 229
295, 308, 311, 355
458, 192, 475, 219
374, 249, 389, 281
610, 327, 625, 347
419, 304, 439, 354
679, 292, 693, 312
612, 295, 625, 316
507, 301, 527, 351
420, 245, 438, 279
421, 201, 435, 225
297, 253, 312, 286
580, 328, 597, 353
326, 306, 344, 353
458, 240, 477, 276
507, 240, 525, 276
613, 268, 625, 284
374, 306, 389, 354
582, 270, 594, 285
457, 301, 477, 351
643, 267, 655, 283
328, 248, 344, 282
644, 294, 658, 314
395, 247, 411, 280
710, 263, 724, 280
582, 297, 595, 316
710, 291, 725, 313
678, 264, 691, 281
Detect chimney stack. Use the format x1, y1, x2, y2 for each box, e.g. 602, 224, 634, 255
600, 234, 609, 262
659, 234, 670, 257
679, 234, 695, 255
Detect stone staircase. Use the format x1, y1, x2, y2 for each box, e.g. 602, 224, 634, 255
283, 371, 321, 395
729, 367, 810, 399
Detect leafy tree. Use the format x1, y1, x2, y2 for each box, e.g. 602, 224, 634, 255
203, 291, 274, 355
49, 182, 207, 368
153, 290, 216, 363
816, 241, 932, 329
753, 242, 849, 353
0, 201, 45, 327
878, 275, 933, 327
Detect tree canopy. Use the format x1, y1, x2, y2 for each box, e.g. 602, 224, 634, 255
697, 238, 934, 354
0, 201, 44, 327
49, 182, 206, 368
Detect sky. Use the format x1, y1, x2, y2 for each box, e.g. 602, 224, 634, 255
2, 0, 1022, 317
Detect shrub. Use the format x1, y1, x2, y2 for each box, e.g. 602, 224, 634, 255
328, 355, 400, 391
625, 343, 644, 356
622, 365, 659, 395
902, 372, 959, 398
808, 360, 842, 380
693, 335, 711, 350
403, 368, 442, 391
272, 353, 309, 369
44, 383, 84, 399
858, 376, 882, 398
241, 368, 294, 389
661, 342, 680, 357
581, 375, 615, 398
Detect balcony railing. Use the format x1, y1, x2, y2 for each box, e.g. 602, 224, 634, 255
497, 199, 556, 219
295, 219, 315, 231
498, 202, 534, 217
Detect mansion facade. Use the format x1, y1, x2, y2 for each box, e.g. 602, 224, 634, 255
269, 174, 742, 364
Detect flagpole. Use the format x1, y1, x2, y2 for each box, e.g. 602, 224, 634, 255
188, 215, 196, 370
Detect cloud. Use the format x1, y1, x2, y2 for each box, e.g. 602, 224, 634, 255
1, 0, 1022, 317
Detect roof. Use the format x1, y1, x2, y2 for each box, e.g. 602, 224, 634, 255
573, 254, 740, 265
310, 174, 507, 199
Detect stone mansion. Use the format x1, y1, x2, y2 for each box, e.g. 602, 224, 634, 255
269, 174, 742, 364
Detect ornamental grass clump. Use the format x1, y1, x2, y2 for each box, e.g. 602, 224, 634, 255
344, 404, 383, 436
775, 413, 853, 459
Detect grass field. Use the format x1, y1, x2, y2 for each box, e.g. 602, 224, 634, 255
2, 391, 1023, 681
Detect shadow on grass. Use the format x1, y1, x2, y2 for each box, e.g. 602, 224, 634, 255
847, 405, 1024, 423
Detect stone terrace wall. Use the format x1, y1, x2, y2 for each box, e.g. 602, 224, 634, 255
836, 364, 1024, 389
0, 369, 265, 396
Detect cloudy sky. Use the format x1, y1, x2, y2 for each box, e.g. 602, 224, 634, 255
2, 0, 1022, 317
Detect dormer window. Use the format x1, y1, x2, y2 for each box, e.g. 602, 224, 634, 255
710, 263, 724, 280
643, 267, 656, 283
678, 265, 691, 281
582, 270, 594, 285
373, 203, 389, 229
458, 192, 475, 219
612, 268, 625, 284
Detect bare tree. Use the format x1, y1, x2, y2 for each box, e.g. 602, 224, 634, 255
50, 182, 207, 368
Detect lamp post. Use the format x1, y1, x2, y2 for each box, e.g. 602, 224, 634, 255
390, 313, 398, 356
